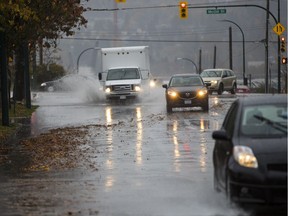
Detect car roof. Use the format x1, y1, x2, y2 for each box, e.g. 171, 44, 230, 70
202, 68, 232, 71
238, 95, 287, 106
171, 74, 201, 78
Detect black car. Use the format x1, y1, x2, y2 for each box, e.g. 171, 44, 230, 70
212, 95, 287, 205
162, 74, 210, 112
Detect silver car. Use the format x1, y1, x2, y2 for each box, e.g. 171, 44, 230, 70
200, 69, 237, 95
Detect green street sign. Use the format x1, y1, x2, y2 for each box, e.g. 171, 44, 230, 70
207, 9, 226, 14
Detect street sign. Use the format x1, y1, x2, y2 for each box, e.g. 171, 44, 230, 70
207, 9, 226, 14
273, 23, 285, 36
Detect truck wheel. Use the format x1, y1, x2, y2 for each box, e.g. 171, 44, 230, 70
217, 83, 223, 95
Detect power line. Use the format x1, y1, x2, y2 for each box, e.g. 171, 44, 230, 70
59, 37, 277, 43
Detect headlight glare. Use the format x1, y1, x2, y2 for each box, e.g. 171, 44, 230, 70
167, 90, 177, 97
211, 80, 218, 84
105, 87, 111, 93
198, 89, 207, 96
135, 86, 141, 92
150, 80, 156, 87
233, 146, 258, 168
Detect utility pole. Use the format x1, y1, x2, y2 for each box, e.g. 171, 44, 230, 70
198, 49, 202, 72
277, 0, 281, 93
265, 0, 270, 93
213, 46, 217, 68
229, 27, 233, 70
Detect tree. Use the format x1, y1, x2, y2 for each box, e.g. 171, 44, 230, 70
0, 0, 89, 101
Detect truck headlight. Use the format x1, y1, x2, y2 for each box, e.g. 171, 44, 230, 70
233, 146, 258, 168
105, 87, 111, 93
135, 86, 141, 92
197, 89, 208, 97
167, 90, 177, 97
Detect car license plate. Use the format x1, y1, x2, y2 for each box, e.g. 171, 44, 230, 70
184, 100, 192, 104
120, 96, 126, 99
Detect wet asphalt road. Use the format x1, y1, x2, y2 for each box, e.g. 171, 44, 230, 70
0, 87, 286, 216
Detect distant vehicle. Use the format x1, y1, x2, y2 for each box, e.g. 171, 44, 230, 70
40, 74, 88, 92
236, 84, 250, 94
212, 95, 287, 204
200, 69, 237, 95
98, 46, 152, 100
162, 74, 210, 113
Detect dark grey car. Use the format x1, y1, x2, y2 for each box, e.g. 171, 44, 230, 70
162, 74, 210, 113
212, 95, 287, 205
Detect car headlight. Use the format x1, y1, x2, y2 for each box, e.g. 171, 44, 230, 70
233, 146, 258, 168
105, 87, 111, 93
197, 89, 208, 97
135, 86, 141, 92
167, 90, 177, 97
40, 83, 47, 87
211, 80, 218, 84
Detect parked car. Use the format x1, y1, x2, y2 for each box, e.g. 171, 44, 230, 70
200, 69, 237, 95
236, 84, 251, 94
212, 95, 287, 204
40, 74, 88, 92
162, 74, 210, 112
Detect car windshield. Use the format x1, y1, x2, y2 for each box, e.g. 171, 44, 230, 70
170, 76, 202, 87
201, 70, 222, 77
107, 68, 140, 80
240, 104, 287, 136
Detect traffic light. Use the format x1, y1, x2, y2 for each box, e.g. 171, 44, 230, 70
116, 0, 126, 3
281, 57, 287, 64
179, 2, 188, 19
280, 36, 286, 53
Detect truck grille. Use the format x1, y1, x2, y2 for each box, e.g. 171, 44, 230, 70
112, 85, 132, 92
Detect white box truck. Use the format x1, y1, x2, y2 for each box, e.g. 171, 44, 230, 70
98, 46, 151, 100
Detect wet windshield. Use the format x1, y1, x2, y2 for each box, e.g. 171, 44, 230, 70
170, 76, 203, 87
240, 104, 287, 136
200, 70, 222, 77
107, 68, 140, 80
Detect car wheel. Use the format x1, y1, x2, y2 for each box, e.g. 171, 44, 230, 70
231, 84, 236, 94
217, 83, 223, 95
166, 104, 173, 113
47, 86, 54, 92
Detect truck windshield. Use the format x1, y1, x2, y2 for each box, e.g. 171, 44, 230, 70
107, 68, 140, 80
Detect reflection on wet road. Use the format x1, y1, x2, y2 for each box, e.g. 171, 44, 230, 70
0, 90, 285, 216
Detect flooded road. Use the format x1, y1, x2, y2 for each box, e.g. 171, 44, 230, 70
0, 86, 284, 216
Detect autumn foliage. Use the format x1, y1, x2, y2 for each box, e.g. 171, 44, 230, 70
0, 0, 89, 101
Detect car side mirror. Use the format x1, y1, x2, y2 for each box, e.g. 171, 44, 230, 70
212, 130, 229, 140
162, 84, 168, 89
98, 73, 102, 80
